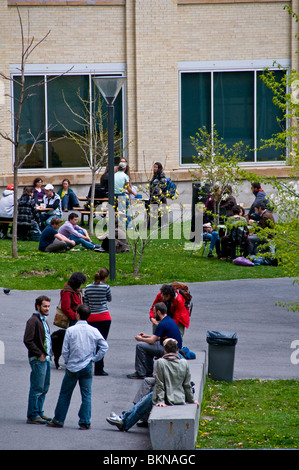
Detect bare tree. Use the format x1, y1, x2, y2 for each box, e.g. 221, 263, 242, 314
0, 8, 52, 257
58, 90, 124, 234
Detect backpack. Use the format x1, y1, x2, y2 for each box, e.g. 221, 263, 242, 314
166, 178, 177, 198
171, 282, 193, 316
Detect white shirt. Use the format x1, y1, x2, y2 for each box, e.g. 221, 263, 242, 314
114, 171, 129, 195
62, 320, 109, 372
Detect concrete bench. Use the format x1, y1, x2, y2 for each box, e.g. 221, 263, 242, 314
148, 350, 207, 450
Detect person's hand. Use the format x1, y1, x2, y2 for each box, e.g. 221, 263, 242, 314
70, 240, 76, 246
135, 334, 143, 341
194, 400, 200, 408
39, 354, 46, 362
156, 403, 167, 407
150, 317, 158, 326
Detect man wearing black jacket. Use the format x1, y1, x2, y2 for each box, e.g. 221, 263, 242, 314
23, 295, 52, 424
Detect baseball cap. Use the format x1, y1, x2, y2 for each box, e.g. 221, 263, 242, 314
45, 184, 54, 190
7, 184, 14, 190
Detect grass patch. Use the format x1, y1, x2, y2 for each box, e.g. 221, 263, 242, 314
197, 378, 299, 449
0, 224, 289, 289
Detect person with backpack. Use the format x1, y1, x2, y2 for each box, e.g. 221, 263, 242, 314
149, 284, 190, 338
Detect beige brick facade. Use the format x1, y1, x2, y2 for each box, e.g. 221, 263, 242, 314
0, 0, 298, 192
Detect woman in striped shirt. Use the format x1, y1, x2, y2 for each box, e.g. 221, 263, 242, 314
84, 267, 112, 376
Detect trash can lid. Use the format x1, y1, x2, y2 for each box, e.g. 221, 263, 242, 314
206, 330, 238, 346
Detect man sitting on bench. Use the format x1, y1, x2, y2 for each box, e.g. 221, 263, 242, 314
106, 338, 199, 432
127, 302, 182, 379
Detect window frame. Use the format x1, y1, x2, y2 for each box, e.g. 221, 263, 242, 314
10, 63, 127, 173
178, 59, 290, 167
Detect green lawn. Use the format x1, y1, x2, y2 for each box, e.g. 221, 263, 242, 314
197, 378, 299, 449
0, 229, 287, 290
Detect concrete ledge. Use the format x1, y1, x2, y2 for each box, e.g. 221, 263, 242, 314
148, 350, 207, 450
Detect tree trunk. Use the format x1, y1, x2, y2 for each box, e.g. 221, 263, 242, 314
12, 162, 19, 258
89, 170, 96, 235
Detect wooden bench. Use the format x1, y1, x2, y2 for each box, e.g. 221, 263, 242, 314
148, 350, 207, 450
78, 209, 108, 225
75, 197, 109, 225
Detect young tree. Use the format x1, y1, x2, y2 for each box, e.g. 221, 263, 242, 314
0, 8, 51, 257
190, 126, 248, 225
58, 91, 123, 235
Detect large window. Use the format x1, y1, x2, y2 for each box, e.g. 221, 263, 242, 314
12, 70, 124, 169
180, 63, 287, 164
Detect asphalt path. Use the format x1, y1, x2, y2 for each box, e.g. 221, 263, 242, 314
0, 278, 298, 452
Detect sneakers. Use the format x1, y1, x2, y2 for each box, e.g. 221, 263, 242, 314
127, 371, 146, 379
94, 245, 105, 252
106, 414, 124, 431
26, 416, 48, 425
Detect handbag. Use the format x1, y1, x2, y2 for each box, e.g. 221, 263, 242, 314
53, 302, 70, 329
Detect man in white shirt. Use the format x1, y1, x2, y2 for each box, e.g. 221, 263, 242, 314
47, 304, 109, 429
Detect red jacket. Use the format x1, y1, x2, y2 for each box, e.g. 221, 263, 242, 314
149, 291, 190, 328
60, 284, 83, 321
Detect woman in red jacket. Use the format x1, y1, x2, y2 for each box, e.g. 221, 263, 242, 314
149, 284, 190, 338
61, 272, 86, 325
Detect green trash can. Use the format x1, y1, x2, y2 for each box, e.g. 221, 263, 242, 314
206, 331, 238, 382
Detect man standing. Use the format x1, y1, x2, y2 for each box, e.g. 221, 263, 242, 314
114, 161, 136, 228
127, 302, 182, 379
58, 212, 102, 251
23, 295, 52, 424
47, 304, 109, 429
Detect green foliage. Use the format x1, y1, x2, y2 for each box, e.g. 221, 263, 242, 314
190, 126, 247, 224
0, 229, 287, 290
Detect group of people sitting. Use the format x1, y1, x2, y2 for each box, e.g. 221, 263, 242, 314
0, 178, 81, 242
203, 182, 275, 260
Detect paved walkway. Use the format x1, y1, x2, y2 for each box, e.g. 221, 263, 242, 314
0, 278, 298, 450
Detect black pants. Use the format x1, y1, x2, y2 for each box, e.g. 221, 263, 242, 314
89, 320, 111, 375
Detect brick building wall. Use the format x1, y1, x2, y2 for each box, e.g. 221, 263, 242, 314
0, 0, 298, 195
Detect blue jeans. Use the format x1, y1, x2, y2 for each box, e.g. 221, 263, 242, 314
115, 194, 132, 227
27, 359, 51, 420
53, 361, 93, 426
70, 229, 95, 250
61, 192, 79, 210
203, 231, 220, 255
121, 392, 153, 431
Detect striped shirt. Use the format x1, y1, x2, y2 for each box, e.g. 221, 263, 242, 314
83, 282, 112, 322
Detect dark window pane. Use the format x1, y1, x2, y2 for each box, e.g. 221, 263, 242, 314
92, 81, 123, 165
214, 71, 254, 162
181, 72, 211, 164
47, 75, 90, 168
14, 76, 46, 168
257, 70, 286, 161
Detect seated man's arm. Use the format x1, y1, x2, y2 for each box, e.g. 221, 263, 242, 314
135, 332, 159, 344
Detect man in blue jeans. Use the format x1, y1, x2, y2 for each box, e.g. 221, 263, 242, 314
47, 304, 109, 430
58, 212, 102, 251
107, 338, 199, 431
24, 295, 52, 424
